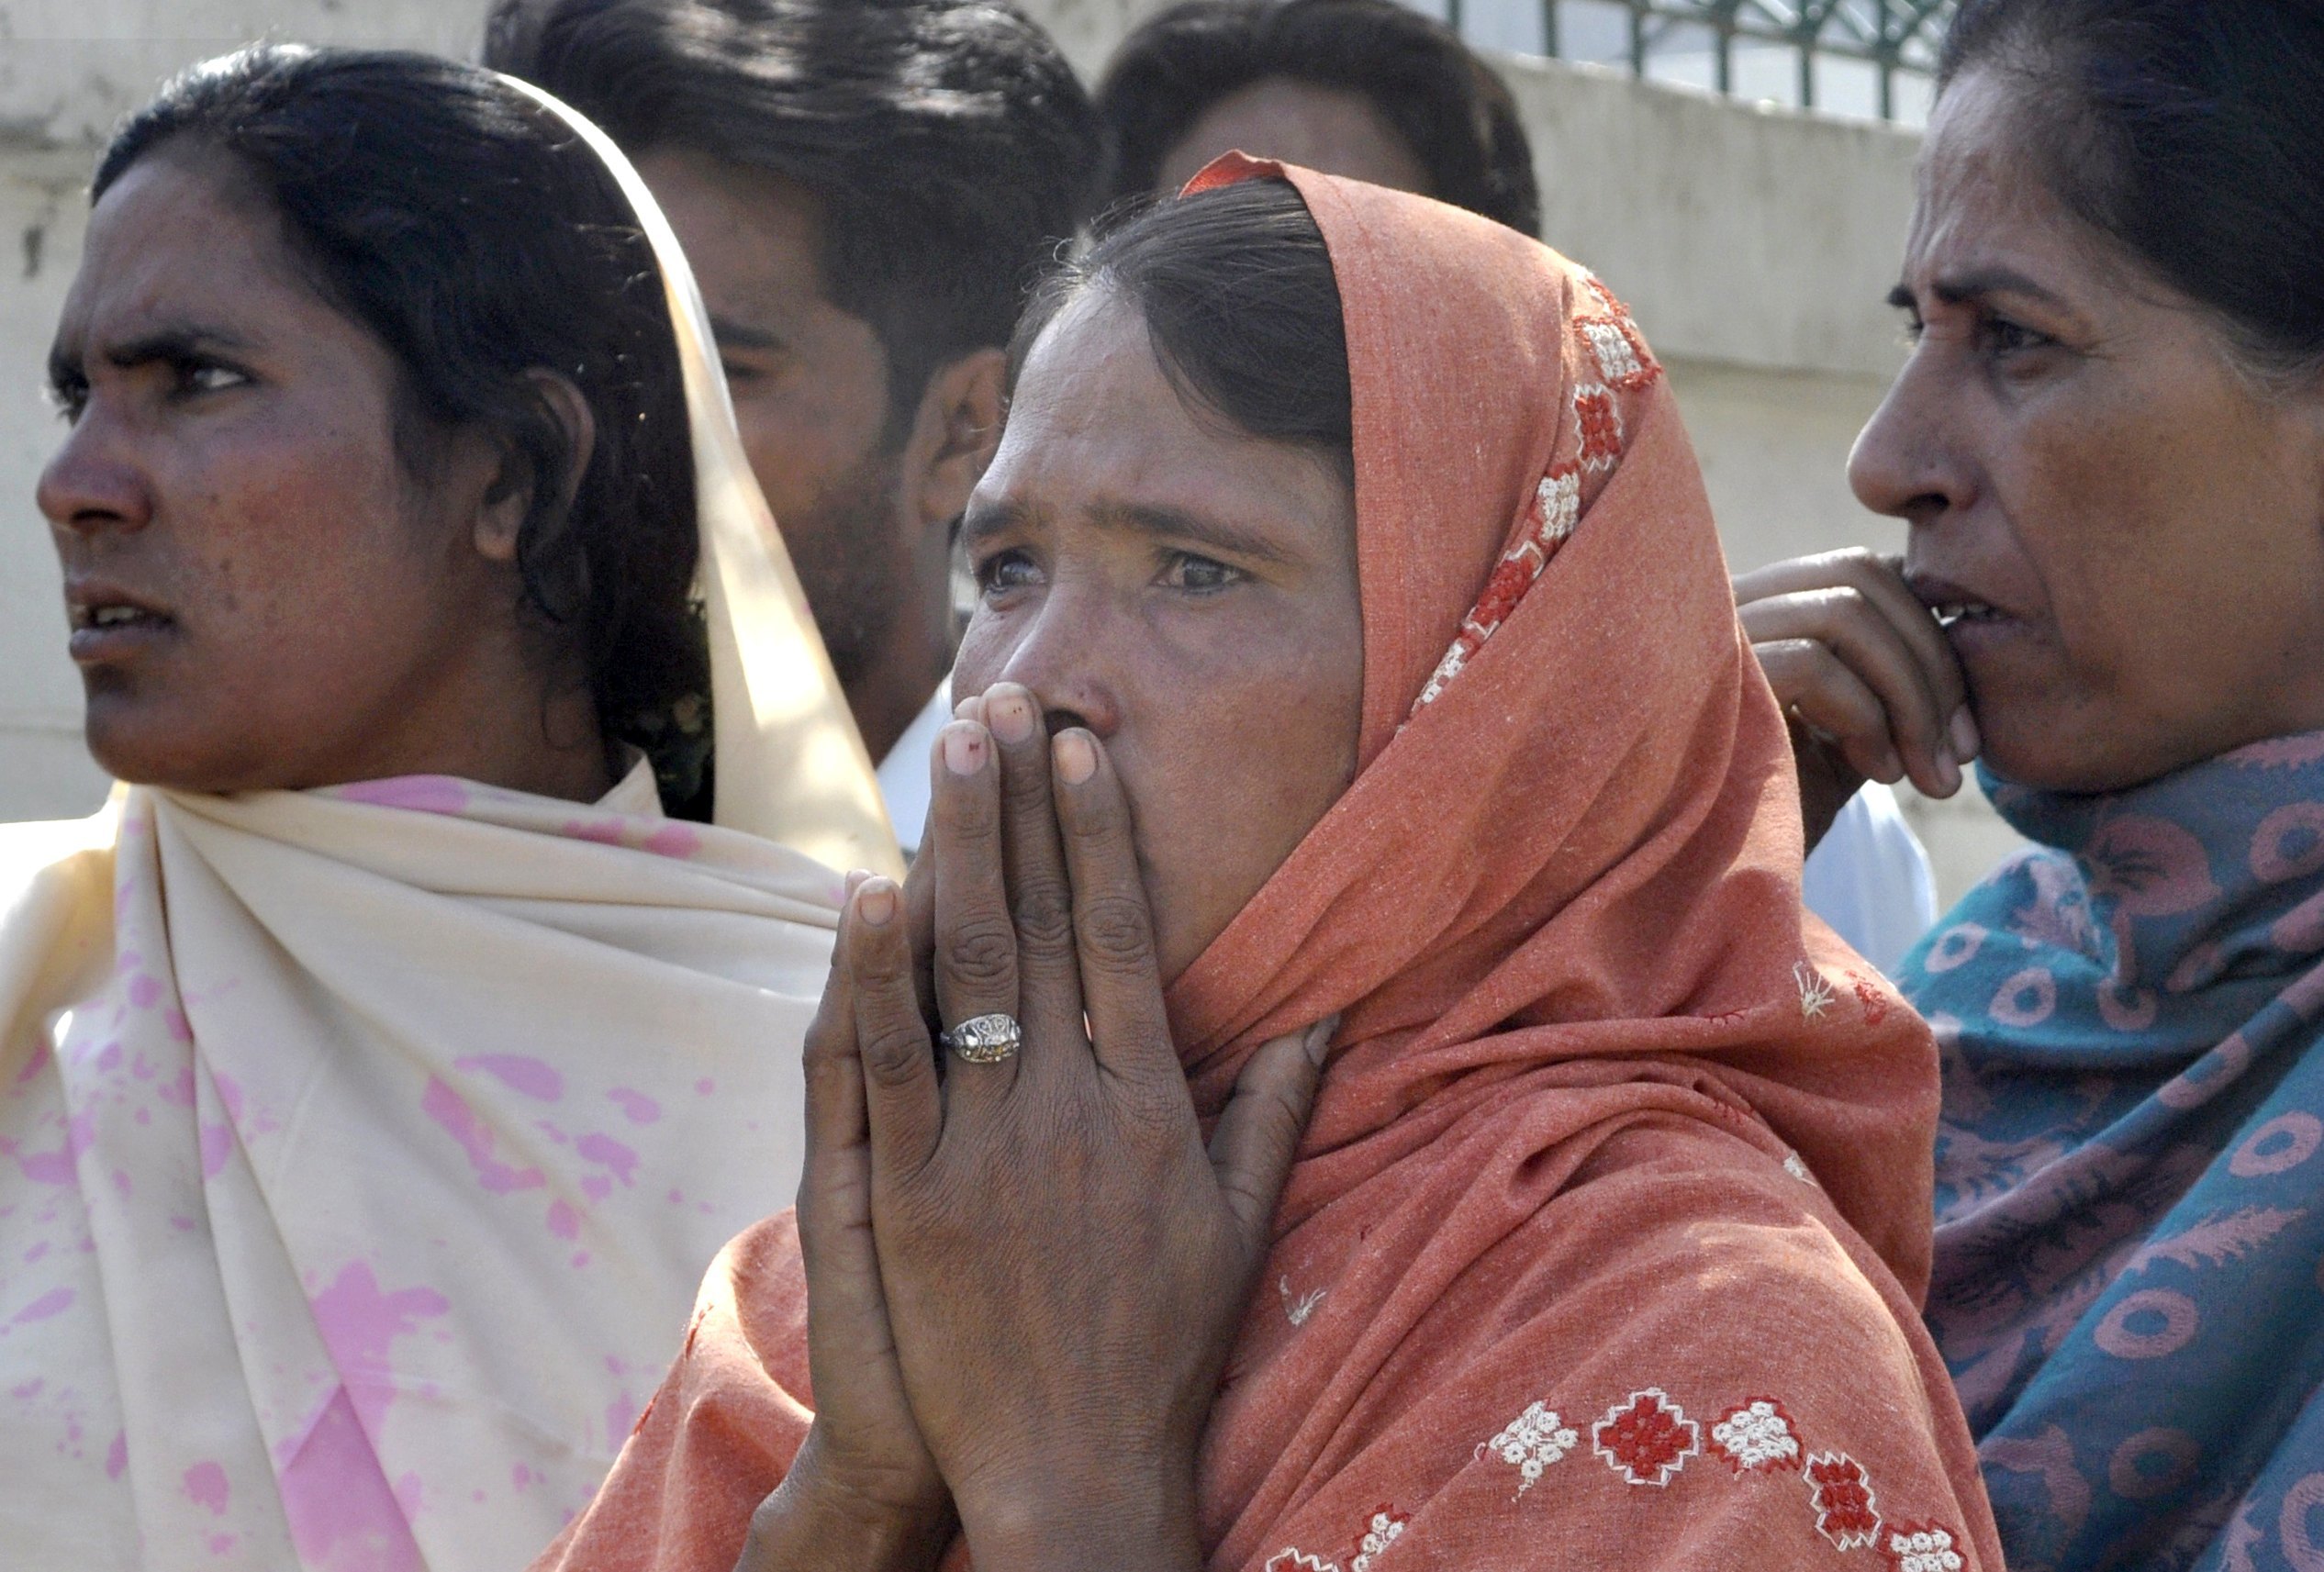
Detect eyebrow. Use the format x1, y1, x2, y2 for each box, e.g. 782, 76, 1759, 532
48, 323, 257, 390
708, 315, 786, 353
1888, 267, 2074, 312
960, 496, 1301, 567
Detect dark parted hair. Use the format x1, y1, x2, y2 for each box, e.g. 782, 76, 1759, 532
1095, 0, 1539, 238
485, 0, 1104, 432
1939, 0, 2324, 383
94, 45, 714, 812
1011, 178, 1352, 481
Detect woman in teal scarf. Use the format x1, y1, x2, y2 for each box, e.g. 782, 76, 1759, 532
1733, 1, 2324, 1567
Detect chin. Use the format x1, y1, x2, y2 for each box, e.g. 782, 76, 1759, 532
1976, 708, 2203, 798
83, 704, 253, 795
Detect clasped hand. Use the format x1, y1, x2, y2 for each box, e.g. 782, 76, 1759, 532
741, 684, 1334, 1572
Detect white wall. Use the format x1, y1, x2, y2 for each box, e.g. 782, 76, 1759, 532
0, 0, 2017, 902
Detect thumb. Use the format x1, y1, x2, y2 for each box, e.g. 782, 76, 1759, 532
1208, 1014, 1338, 1255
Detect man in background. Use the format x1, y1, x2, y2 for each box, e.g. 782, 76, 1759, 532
487, 0, 1101, 849
1097, 0, 1939, 970
1097, 0, 1540, 234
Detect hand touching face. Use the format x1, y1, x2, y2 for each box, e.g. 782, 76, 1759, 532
952, 291, 1364, 982
1847, 68, 2324, 794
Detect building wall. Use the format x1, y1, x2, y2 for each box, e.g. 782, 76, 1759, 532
0, 0, 2017, 903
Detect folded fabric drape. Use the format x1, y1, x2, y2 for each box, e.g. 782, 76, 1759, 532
539, 158, 1999, 1572
0, 75, 895, 1572
1917, 739, 2324, 1570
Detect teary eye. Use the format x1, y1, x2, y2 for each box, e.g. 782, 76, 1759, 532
975, 548, 1043, 597
1162, 552, 1244, 593
183, 362, 251, 396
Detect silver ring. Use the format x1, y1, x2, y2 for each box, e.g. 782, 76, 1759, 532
939, 1011, 1022, 1064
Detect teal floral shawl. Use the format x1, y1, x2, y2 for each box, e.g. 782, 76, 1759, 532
1905, 732, 2324, 1572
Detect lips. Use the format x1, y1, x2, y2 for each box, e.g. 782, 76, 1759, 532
64, 581, 176, 662
1903, 572, 2010, 630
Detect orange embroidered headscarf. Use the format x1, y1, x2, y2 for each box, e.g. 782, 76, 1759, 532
535, 161, 1999, 1572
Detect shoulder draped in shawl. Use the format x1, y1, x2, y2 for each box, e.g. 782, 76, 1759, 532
536, 160, 1999, 1572
0, 77, 896, 1572
1915, 740, 2324, 1571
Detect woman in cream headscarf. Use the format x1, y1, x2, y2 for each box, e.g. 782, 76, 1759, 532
0, 44, 897, 1571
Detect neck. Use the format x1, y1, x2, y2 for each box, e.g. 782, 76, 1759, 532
847, 579, 955, 764
318, 652, 616, 805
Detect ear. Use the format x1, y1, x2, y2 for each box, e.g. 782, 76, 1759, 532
899, 347, 1006, 537
473, 370, 598, 565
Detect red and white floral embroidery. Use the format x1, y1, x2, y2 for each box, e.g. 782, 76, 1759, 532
1266, 1552, 1336, 1572
1581, 318, 1647, 387
1412, 464, 1585, 713
1592, 1388, 1702, 1487
1711, 1398, 1803, 1473
1349, 1505, 1409, 1572
1264, 1505, 1412, 1572
1805, 1452, 1883, 1551
1882, 1522, 1966, 1572
1404, 271, 1664, 719
1480, 1399, 1581, 1496
1574, 273, 1662, 392
1796, 962, 1838, 1020
1574, 385, 1625, 473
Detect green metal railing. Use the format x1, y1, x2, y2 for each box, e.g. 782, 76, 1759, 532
1445, 0, 1956, 121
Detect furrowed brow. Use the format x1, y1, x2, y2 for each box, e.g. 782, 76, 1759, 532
960, 496, 1034, 550
1926, 267, 2073, 311
101, 324, 257, 369
1101, 502, 1296, 567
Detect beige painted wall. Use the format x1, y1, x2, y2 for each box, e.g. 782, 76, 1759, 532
0, 0, 2019, 901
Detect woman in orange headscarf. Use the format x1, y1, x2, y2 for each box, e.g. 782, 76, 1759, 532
536, 161, 1998, 1572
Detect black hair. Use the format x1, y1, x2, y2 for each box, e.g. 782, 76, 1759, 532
1939, 0, 2324, 383
94, 45, 712, 815
1011, 178, 1351, 481
1095, 0, 1539, 239
485, 0, 1104, 434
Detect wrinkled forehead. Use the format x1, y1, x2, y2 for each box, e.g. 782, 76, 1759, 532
61, 147, 309, 349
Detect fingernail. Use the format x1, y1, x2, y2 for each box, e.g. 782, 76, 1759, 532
1304, 1013, 1342, 1066
1935, 750, 1962, 796
1054, 730, 1097, 785
844, 868, 871, 897
989, 687, 1035, 744
953, 694, 986, 724
857, 879, 897, 926
1950, 705, 1980, 761
942, 723, 987, 776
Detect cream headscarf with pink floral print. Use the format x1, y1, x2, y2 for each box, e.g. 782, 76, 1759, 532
0, 72, 893, 1572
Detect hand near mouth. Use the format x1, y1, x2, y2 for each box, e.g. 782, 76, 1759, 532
1733, 548, 1980, 850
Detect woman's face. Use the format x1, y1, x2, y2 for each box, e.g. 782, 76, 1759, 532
1850, 67, 2324, 794
954, 292, 1364, 982
39, 149, 577, 797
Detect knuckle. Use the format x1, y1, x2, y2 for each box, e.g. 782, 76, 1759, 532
1010, 879, 1075, 951
1075, 893, 1154, 970
941, 917, 1017, 991
858, 1020, 929, 1087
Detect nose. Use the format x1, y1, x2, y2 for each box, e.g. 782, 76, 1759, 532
1847, 349, 1971, 528
38, 405, 154, 540
981, 585, 1124, 742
